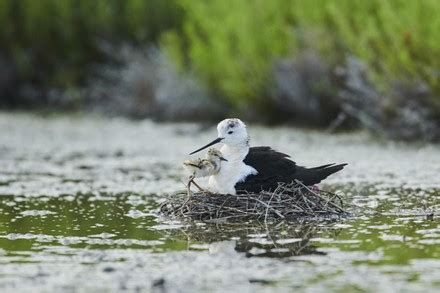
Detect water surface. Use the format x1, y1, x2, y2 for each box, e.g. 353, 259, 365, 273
0, 113, 439, 292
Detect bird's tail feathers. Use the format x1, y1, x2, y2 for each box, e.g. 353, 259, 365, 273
318, 163, 347, 177
310, 163, 335, 170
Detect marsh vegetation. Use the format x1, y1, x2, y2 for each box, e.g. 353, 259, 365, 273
1, 0, 439, 140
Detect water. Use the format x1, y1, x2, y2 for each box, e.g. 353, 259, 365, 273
0, 113, 439, 292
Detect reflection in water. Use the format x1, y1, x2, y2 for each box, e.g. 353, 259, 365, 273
1, 187, 437, 266
0, 193, 340, 259
162, 221, 340, 258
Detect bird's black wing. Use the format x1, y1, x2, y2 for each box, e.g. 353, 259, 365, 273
235, 147, 298, 193
235, 146, 347, 193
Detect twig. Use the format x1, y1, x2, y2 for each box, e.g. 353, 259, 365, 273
294, 180, 345, 212
249, 197, 285, 219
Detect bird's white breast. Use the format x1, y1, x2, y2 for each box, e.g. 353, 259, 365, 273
207, 145, 257, 194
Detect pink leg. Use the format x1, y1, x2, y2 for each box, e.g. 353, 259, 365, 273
310, 185, 320, 193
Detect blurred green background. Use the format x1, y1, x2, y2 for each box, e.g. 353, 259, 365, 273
0, 0, 439, 141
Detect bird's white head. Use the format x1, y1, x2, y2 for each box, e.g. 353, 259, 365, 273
217, 118, 249, 146
189, 118, 249, 155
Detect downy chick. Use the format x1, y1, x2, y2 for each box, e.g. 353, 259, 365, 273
183, 148, 227, 195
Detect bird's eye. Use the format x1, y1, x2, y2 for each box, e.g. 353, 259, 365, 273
228, 131, 233, 134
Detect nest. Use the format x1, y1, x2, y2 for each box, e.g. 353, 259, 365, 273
160, 180, 349, 222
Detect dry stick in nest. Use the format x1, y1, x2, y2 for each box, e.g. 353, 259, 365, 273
160, 182, 348, 221
293, 180, 345, 212
249, 196, 285, 220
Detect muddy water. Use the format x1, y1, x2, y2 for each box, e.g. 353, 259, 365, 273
0, 113, 439, 292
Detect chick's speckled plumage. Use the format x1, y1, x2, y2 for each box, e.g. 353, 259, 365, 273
183, 148, 227, 194
183, 148, 225, 178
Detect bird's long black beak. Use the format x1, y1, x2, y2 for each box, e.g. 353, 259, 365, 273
220, 156, 228, 161
189, 137, 224, 155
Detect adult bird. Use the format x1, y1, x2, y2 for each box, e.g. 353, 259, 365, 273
189, 118, 347, 195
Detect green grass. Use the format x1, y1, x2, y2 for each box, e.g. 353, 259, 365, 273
163, 0, 440, 112
0, 0, 439, 116
0, 0, 183, 88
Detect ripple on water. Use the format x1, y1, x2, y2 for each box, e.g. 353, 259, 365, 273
20, 210, 56, 217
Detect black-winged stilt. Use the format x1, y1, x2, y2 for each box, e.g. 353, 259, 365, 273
189, 118, 347, 195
